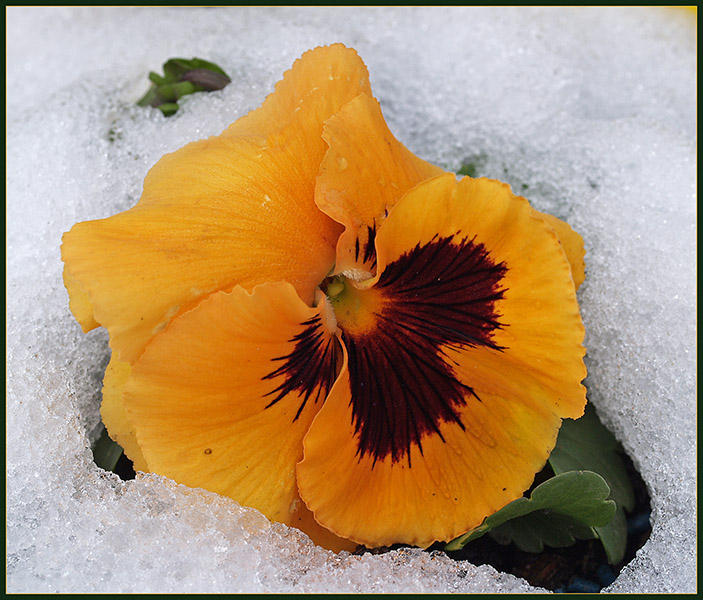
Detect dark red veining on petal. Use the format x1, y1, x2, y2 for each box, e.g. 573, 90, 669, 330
263, 316, 340, 421
343, 234, 507, 466
354, 223, 378, 270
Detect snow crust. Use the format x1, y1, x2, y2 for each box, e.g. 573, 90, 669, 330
7, 6, 695, 593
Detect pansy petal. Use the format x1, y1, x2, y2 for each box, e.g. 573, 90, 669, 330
371, 174, 587, 408
223, 44, 372, 141
316, 93, 444, 276
123, 282, 353, 551
537, 211, 586, 289
100, 354, 148, 472
313, 93, 584, 288
62, 138, 339, 366
61, 137, 337, 363
298, 173, 586, 548
288, 497, 358, 553
61, 45, 374, 364
298, 364, 561, 548
63, 269, 99, 332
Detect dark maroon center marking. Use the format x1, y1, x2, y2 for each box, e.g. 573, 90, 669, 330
343, 234, 507, 466
262, 315, 340, 421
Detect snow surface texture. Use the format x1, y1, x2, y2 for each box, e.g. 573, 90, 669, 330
7, 6, 695, 593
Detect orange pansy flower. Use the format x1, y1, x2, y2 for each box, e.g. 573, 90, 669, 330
61, 44, 587, 552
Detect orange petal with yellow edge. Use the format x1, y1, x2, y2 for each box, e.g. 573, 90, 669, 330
316, 93, 444, 276
61, 45, 373, 364
100, 354, 148, 472
123, 282, 354, 552
297, 173, 586, 548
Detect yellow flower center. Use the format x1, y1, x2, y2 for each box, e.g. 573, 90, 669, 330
324, 275, 383, 336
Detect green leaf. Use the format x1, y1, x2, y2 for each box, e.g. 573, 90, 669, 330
162, 58, 194, 82
148, 71, 167, 86
162, 57, 230, 82
456, 152, 488, 178
92, 428, 124, 472
136, 86, 160, 108
548, 403, 635, 564
549, 403, 635, 511
180, 57, 230, 78
489, 509, 598, 553
445, 470, 616, 551
594, 505, 628, 565
156, 81, 200, 102
158, 102, 180, 117
457, 162, 479, 177
180, 69, 231, 91
135, 57, 231, 117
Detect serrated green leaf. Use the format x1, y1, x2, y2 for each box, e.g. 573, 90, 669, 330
445, 470, 615, 551
548, 402, 635, 564
489, 509, 598, 553
92, 428, 124, 472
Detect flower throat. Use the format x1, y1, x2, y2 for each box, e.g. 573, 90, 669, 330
267, 234, 509, 466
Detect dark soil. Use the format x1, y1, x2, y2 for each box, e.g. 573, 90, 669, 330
112, 451, 137, 481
